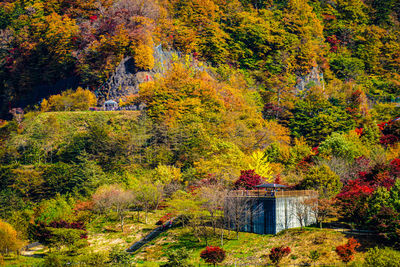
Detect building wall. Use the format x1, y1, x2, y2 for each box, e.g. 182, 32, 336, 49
226, 195, 316, 235
275, 196, 316, 233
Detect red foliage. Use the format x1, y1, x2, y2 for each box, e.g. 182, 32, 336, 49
380, 134, 399, 146
89, 15, 98, 22
323, 14, 337, 20
274, 174, 282, 184
234, 170, 262, 190
355, 128, 364, 136
326, 35, 340, 52
269, 246, 291, 265
156, 213, 174, 225
390, 158, 400, 178
335, 238, 360, 263
336, 179, 374, 224
74, 200, 94, 211
373, 171, 394, 189
200, 246, 226, 265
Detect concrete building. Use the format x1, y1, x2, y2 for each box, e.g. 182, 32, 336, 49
225, 188, 318, 235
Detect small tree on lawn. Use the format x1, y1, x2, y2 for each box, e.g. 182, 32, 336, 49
92, 185, 134, 232
269, 246, 291, 266
335, 238, 360, 264
200, 246, 226, 266
308, 250, 320, 266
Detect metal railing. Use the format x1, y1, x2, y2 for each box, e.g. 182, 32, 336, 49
228, 190, 318, 198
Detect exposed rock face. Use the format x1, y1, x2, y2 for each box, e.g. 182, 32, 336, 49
96, 45, 184, 102
96, 57, 152, 101
295, 66, 325, 95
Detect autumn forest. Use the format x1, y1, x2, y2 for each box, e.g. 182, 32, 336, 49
0, 0, 400, 266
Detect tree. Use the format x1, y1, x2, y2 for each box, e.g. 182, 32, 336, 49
269, 246, 291, 266
163, 248, 192, 267
166, 190, 208, 241
200, 246, 226, 266
308, 250, 320, 266
300, 165, 342, 198
234, 170, 263, 190
303, 197, 338, 229
92, 185, 134, 232
198, 183, 227, 236
41, 87, 97, 112
364, 247, 400, 267
293, 199, 310, 231
335, 238, 360, 264
0, 219, 24, 255
248, 151, 273, 182
318, 132, 363, 161
133, 182, 161, 223
224, 195, 259, 239
48, 228, 88, 252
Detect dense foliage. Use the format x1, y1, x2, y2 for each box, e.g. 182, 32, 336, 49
0, 0, 400, 265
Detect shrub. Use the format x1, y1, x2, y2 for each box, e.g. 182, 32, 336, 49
109, 246, 131, 265
364, 247, 400, 267
43, 253, 65, 267
163, 248, 192, 267
390, 158, 400, 178
200, 246, 226, 266
308, 250, 320, 265
79, 251, 109, 266
269, 246, 291, 266
335, 238, 360, 263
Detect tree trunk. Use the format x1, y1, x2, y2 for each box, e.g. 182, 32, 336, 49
120, 213, 124, 232
220, 228, 224, 247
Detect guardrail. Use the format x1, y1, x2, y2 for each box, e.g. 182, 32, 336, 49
228, 190, 318, 198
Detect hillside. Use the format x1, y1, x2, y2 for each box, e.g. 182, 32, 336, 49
1, 0, 400, 266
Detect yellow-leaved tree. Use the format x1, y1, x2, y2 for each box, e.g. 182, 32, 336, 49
248, 150, 273, 182
41, 87, 97, 111
0, 219, 24, 255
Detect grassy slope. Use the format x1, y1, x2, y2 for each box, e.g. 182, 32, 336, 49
133, 226, 384, 266
22, 110, 141, 134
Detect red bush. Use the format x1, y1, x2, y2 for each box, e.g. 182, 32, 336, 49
200, 246, 226, 265
234, 170, 262, 190
380, 134, 399, 146
390, 158, 400, 178
335, 238, 360, 263
269, 246, 291, 265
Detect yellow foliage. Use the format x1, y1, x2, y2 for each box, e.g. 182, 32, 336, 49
248, 150, 273, 182
386, 144, 400, 162
41, 87, 97, 112
0, 219, 24, 255
134, 43, 155, 70
153, 165, 182, 184
40, 98, 49, 112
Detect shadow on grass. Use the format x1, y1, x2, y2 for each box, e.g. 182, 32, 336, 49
166, 231, 205, 251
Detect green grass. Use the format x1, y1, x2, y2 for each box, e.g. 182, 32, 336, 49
4, 255, 44, 267
130, 226, 371, 266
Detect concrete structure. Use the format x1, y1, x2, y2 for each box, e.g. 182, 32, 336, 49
226, 190, 317, 235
